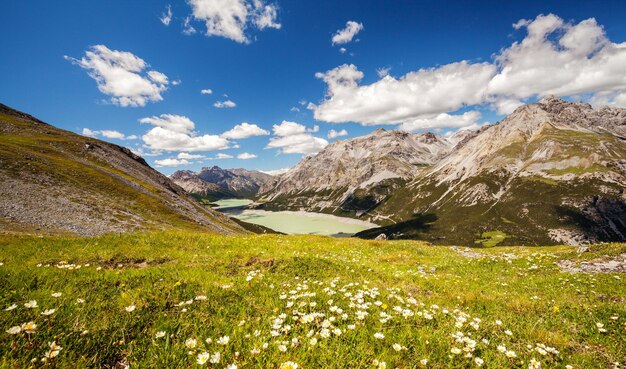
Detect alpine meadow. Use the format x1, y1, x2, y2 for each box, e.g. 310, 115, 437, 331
0, 1, 625, 368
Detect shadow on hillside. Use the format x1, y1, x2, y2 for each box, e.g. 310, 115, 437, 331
354, 213, 438, 240
555, 197, 626, 241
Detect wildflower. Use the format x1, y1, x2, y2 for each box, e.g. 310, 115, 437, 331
209, 352, 220, 364
125, 305, 136, 312
505, 350, 517, 358
377, 361, 387, 369
76, 298, 85, 304
51, 292, 62, 298
309, 337, 317, 346
280, 361, 299, 369
197, 352, 210, 365
451, 347, 462, 355
44, 341, 62, 359
475, 357, 484, 366
504, 330, 513, 336
495, 319, 502, 325
320, 328, 330, 338
392, 343, 402, 352
250, 348, 260, 355
226, 364, 237, 369
528, 358, 541, 369
374, 332, 384, 339
21, 321, 37, 334
420, 358, 428, 366
155, 331, 166, 339
4, 304, 17, 311
6, 326, 21, 335
41, 309, 56, 316
24, 300, 38, 309
185, 338, 197, 349
217, 335, 229, 345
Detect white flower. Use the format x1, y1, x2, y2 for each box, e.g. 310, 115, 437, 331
197, 352, 210, 365
528, 358, 541, 369
420, 358, 428, 366
309, 337, 317, 346
24, 300, 38, 309
451, 347, 462, 355
21, 321, 37, 334
125, 305, 136, 312
226, 364, 237, 369
155, 331, 166, 339
374, 332, 385, 339
44, 341, 62, 359
505, 350, 517, 358
475, 357, 484, 366
209, 352, 220, 364
41, 309, 56, 316
4, 304, 17, 311
280, 362, 299, 369
185, 338, 197, 349
51, 292, 62, 298
6, 326, 21, 335
278, 344, 287, 352
217, 336, 229, 345
76, 298, 85, 304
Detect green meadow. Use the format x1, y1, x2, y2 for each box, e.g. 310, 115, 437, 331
0, 232, 624, 368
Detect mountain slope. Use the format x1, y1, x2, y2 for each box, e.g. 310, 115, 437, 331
359, 97, 626, 245
258, 129, 451, 218
171, 166, 274, 200
0, 103, 245, 236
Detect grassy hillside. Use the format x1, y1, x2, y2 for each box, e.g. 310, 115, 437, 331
0, 104, 244, 236
0, 232, 624, 368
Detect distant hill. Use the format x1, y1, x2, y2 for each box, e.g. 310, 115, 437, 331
261, 97, 626, 245
171, 166, 274, 200
0, 103, 245, 236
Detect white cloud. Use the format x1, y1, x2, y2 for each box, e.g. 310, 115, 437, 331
186, 0, 280, 43
290, 107, 300, 112
332, 21, 363, 45
327, 129, 348, 139
65, 45, 171, 107
81, 128, 137, 140
214, 100, 237, 108
154, 158, 190, 167
237, 152, 257, 159
215, 153, 234, 159
260, 167, 290, 176
266, 121, 328, 154
183, 16, 197, 35
160, 5, 173, 26
376, 67, 391, 78
339, 47, 347, 54
178, 152, 205, 159
140, 114, 230, 152
398, 111, 482, 132
200, 88, 213, 95
221, 122, 269, 139
314, 14, 626, 125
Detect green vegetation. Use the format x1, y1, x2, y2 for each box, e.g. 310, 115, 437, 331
475, 231, 509, 247
1, 232, 624, 368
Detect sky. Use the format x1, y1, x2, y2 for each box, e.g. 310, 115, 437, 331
1, 0, 626, 175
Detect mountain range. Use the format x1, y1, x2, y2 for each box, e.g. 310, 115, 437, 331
0, 104, 244, 236
255, 96, 625, 245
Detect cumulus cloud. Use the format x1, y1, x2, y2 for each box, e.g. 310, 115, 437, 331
154, 158, 190, 167
327, 129, 348, 139
313, 14, 626, 131
183, 16, 197, 35
332, 21, 363, 45
214, 100, 237, 108
215, 153, 234, 159
186, 0, 280, 43
140, 114, 230, 152
398, 111, 482, 132
81, 128, 137, 140
160, 5, 173, 26
65, 45, 171, 107
266, 121, 328, 154
177, 152, 205, 159
260, 167, 290, 176
237, 152, 257, 159
221, 122, 269, 139
200, 88, 213, 95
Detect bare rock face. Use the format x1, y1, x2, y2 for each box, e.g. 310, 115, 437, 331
0, 103, 245, 236
171, 166, 274, 200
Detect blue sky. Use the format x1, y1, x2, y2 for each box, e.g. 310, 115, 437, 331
2, 1, 626, 175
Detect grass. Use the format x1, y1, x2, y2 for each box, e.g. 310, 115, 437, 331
475, 231, 509, 247
0, 232, 624, 368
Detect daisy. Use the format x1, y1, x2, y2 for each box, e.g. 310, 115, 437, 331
374, 332, 384, 339
4, 304, 17, 311
155, 331, 166, 339
51, 292, 62, 298
280, 362, 299, 369
41, 309, 56, 316
475, 357, 484, 366
24, 300, 38, 309
218, 336, 229, 345
392, 343, 402, 352
6, 326, 21, 335
185, 338, 197, 349
197, 352, 210, 365
125, 305, 136, 312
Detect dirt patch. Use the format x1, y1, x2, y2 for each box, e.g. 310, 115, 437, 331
100, 257, 171, 269
557, 253, 626, 274
245, 256, 276, 267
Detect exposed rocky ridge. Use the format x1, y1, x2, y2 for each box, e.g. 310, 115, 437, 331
0, 103, 245, 236
261, 97, 626, 245
171, 166, 274, 200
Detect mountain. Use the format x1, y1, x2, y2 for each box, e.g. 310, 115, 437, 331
171, 166, 274, 200
257, 129, 452, 215
0, 103, 245, 236
262, 97, 626, 245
